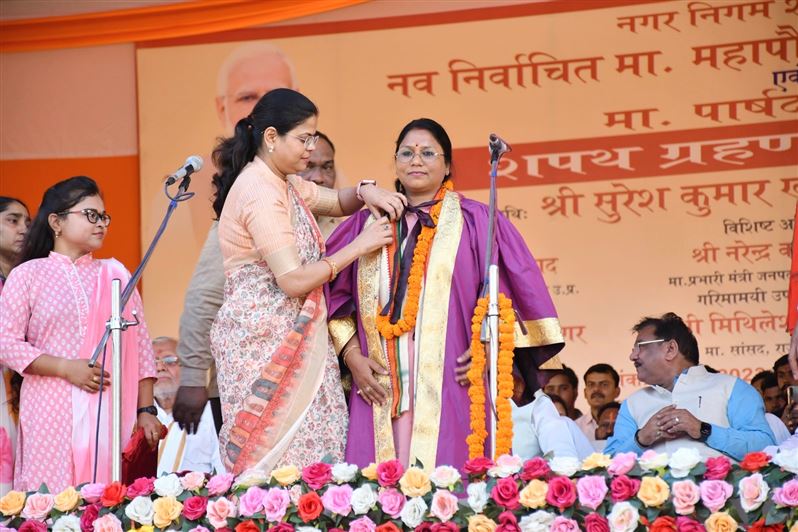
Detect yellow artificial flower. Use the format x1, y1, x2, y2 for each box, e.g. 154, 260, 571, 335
519, 479, 548, 509
361, 463, 378, 481
582, 452, 612, 470
468, 514, 498, 532
0, 490, 25, 516
705, 511, 738, 532
152, 496, 183, 529
54, 486, 81, 512
270, 465, 301, 486
637, 475, 670, 507
399, 466, 432, 497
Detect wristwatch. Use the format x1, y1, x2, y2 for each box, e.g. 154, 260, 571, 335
698, 422, 712, 442
356, 179, 376, 201
137, 405, 158, 416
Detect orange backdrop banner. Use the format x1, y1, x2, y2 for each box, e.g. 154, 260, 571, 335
0, 0, 367, 53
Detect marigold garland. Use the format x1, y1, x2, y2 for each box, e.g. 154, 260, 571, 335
467, 293, 516, 459
375, 180, 454, 341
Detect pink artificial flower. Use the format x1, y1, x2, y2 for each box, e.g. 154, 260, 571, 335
607, 452, 637, 477
206, 473, 235, 496
773, 478, 798, 507
551, 516, 580, 532
263, 487, 291, 523
546, 476, 577, 511
321, 484, 353, 516
237, 486, 266, 517
79, 483, 106, 504
92, 513, 123, 532
21, 493, 54, 521
703, 456, 732, 481
181, 471, 207, 491
206, 497, 237, 529
576, 475, 608, 511
520, 457, 550, 481
491, 477, 520, 510
182, 495, 209, 521
378, 487, 406, 518
302, 462, 333, 490
699, 480, 733, 513
126, 477, 155, 498
349, 516, 377, 532
430, 490, 459, 522
671, 479, 700, 515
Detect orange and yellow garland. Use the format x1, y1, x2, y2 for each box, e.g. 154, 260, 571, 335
375, 179, 454, 341
467, 293, 516, 459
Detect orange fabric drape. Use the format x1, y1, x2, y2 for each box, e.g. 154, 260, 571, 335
0, 0, 367, 53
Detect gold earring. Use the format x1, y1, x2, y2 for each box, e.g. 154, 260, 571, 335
55, 230, 61, 238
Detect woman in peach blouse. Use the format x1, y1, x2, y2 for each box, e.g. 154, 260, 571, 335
210, 88, 405, 474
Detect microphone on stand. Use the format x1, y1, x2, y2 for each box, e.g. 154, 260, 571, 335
489, 134, 511, 163
165, 155, 203, 186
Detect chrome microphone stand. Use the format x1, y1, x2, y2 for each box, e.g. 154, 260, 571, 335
480, 134, 511, 459
87, 173, 195, 482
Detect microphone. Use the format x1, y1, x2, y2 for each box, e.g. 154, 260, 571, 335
165, 155, 203, 186
489, 134, 511, 157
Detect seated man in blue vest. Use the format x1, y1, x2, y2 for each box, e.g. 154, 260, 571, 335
605, 312, 774, 460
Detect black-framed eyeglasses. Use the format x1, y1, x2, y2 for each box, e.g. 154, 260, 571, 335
59, 208, 111, 226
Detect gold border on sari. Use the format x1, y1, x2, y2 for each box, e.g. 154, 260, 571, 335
328, 316, 356, 355
408, 191, 463, 471
514, 318, 565, 348
356, 217, 397, 463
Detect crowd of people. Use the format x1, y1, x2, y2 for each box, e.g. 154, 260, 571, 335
0, 86, 790, 495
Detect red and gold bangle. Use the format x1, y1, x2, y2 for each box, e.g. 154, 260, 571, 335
322, 257, 338, 281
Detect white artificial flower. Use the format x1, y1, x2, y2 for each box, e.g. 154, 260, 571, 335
467, 481, 489, 513
52, 515, 82, 532
332, 463, 359, 484
607, 501, 640, 532
400, 496, 428, 529
351, 484, 378, 515
296, 527, 322, 532
519, 510, 555, 532
488, 454, 523, 478
774, 448, 798, 474
668, 447, 702, 478
549, 456, 580, 477
124, 496, 155, 525
638, 450, 669, 471
233, 469, 270, 490
739, 473, 770, 513
154, 474, 184, 498
430, 465, 461, 488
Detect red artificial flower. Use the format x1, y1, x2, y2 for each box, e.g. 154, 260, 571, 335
545, 476, 577, 511
520, 457, 551, 481
431, 523, 459, 532
19, 521, 47, 532
748, 518, 785, 532
703, 456, 733, 480
298, 491, 324, 523
270, 524, 295, 532
496, 511, 522, 532
79, 503, 101, 532
414, 524, 434, 532
182, 495, 208, 521
584, 513, 610, 532
650, 516, 677, 532
234, 520, 261, 532
674, 517, 705, 532
610, 475, 641, 502
740, 452, 771, 472
376, 523, 402, 532
463, 457, 495, 477
100, 481, 126, 507
302, 462, 333, 490
491, 477, 521, 510
377, 459, 405, 487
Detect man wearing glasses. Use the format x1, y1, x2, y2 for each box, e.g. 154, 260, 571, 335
152, 337, 223, 475
604, 312, 774, 460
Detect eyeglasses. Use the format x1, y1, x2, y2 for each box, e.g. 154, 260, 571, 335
632, 338, 666, 352
157, 356, 179, 366
59, 208, 111, 226
395, 148, 444, 164
286, 133, 319, 150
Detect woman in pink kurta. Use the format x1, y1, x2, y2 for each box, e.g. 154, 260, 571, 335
0, 196, 30, 494
0, 177, 159, 492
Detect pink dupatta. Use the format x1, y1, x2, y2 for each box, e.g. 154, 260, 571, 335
71, 259, 140, 485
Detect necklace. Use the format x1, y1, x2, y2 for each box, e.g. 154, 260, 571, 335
375, 180, 453, 340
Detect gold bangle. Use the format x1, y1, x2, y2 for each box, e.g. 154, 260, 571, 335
322, 257, 338, 282
341, 345, 359, 367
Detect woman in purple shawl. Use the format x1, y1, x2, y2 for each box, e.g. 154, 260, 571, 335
326, 119, 564, 469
